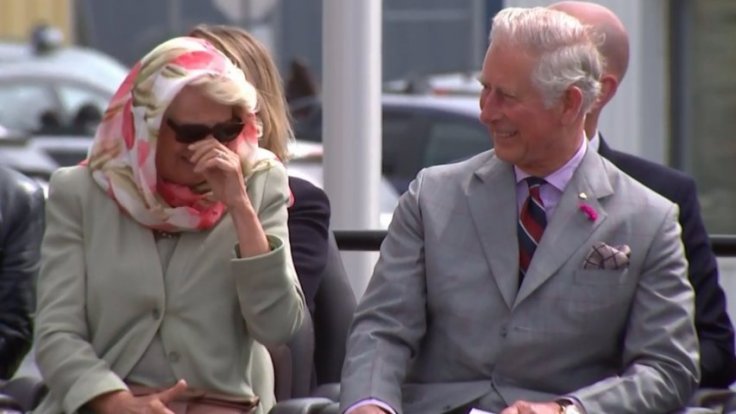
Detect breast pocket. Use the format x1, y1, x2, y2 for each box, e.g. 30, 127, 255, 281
573, 268, 630, 285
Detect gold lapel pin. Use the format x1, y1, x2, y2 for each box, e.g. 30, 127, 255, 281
578, 192, 588, 200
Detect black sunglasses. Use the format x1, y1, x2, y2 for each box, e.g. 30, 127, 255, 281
166, 117, 244, 144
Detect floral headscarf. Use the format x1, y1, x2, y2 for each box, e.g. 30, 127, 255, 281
86, 36, 278, 232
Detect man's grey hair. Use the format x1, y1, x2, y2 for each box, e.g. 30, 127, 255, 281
489, 7, 602, 113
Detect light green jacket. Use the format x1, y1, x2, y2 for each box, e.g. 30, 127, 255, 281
33, 164, 304, 414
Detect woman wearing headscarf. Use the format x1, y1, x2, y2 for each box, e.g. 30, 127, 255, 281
33, 36, 304, 414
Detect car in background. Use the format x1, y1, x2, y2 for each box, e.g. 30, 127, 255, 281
287, 141, 398, 228
290, 93, 489, 193
0, 41, 127, 135
383, 71, 483, 96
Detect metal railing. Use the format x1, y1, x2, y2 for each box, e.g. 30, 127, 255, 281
334, 230, 736, 257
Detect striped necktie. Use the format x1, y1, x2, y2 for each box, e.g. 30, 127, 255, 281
518, 177, 547, 286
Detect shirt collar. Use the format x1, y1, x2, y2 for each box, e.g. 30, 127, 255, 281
588, 130, 601, 152
514, 135, 588, 192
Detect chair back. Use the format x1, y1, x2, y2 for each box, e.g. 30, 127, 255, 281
313, 233, 356, 385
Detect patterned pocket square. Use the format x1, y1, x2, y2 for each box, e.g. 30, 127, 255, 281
582, 242, 631, 270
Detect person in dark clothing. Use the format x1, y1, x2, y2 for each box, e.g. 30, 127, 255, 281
0, 166, 44, 379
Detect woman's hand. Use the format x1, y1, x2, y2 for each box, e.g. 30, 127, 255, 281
88, 380, 188, 414
189, 138, 249, 210
189, 138, 269, 257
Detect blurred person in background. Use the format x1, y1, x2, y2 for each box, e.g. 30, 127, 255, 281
33, 36, 303, 414
550, 0, 736, 389
30, 23, 63, 55
0, 166, 44, 380
285, 58, 319, 104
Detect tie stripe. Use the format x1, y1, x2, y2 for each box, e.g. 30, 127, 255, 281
518, 177, 547, 285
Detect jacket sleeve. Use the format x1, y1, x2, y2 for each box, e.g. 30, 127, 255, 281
34, 169, 128, 413
340, 172, 428, 413
0, 170, 44, 379
287, 177, 331, 314
571, 204, 700, 412
233, 163, 305, 347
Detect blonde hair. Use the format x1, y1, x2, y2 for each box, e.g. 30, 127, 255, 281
132, 36, 258, 133
189, 24, 293, 161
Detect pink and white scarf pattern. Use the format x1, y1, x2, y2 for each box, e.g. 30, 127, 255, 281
86, 37, 278, 232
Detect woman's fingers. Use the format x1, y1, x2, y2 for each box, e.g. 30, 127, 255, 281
155, 379, 188, 404
188, 139, 220, 165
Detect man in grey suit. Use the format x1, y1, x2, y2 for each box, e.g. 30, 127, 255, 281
340, 6, 699, 414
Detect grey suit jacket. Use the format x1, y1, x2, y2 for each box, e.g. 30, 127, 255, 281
340, 147, 699, 414
33, 164, 304, 414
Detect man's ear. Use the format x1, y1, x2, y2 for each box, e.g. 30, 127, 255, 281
560, 86, 584, 125
595, 74, 619, 109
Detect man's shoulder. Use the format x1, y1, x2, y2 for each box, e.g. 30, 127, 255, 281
0, 166, 44, 222
420, 150, 495, 182
600, 154, 678, 215
287, 175, 330, 213
0, 166, 41, 198
602, 146, 696, 202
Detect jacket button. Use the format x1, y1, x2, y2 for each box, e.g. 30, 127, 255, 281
152, 309, 161, 319
500, 324, 508, 338
168, 352, 180, 363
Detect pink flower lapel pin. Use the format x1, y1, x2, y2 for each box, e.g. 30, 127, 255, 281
578, 192, 598, 221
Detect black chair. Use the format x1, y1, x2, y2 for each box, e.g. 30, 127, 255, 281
0, 376, 46, 412
313, 233, 356, 386
270, 309, 316, 401
269, 233, 357, 413
0, 387, 23, 413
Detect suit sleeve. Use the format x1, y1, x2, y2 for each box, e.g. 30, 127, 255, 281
233, 163, 305, 347
287, 177, 331, 314
340, 172, 428, 413
676, 178, 736, 388
571, 203, 700, 412
0, 175, 44, 379
34, 169, 128, 413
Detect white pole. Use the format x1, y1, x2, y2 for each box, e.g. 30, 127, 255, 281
323, 0, 382, 297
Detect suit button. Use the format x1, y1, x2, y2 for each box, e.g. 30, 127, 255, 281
500, 324, 508, 338
152, 309, 161, 319
168, 352, 180, 363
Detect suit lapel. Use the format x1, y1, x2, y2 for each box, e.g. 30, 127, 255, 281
467, 155, 519, 308
514, 148, 614, 306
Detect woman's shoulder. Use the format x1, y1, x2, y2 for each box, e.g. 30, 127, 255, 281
49, 165, 93, 185
47, 165, 95, 201
288, 176, 330, 211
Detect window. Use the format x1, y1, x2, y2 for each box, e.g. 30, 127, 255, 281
56, 83, 109, 135
674, 1, 736, 234
0, 82, 57, 132
423, 117, 489, 167
381, 111, 419, 192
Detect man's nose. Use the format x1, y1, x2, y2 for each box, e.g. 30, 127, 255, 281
479, 94, 499, 125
